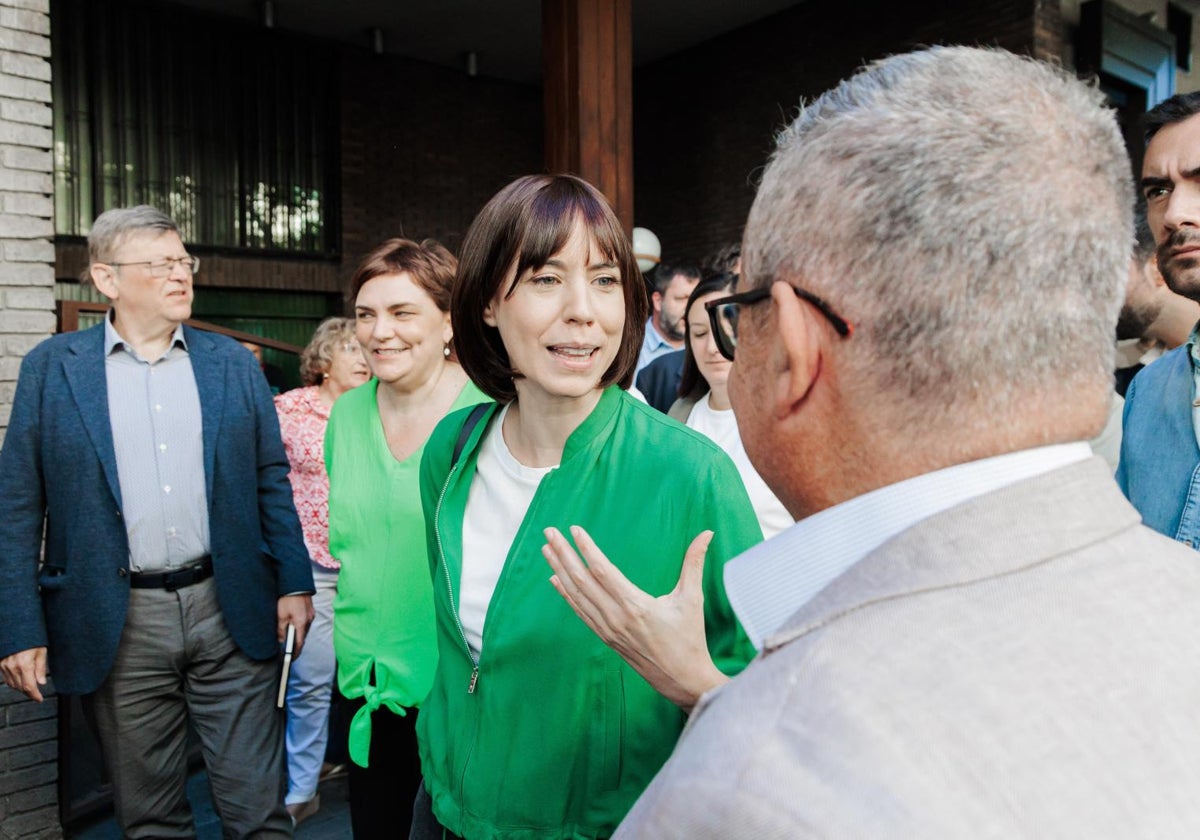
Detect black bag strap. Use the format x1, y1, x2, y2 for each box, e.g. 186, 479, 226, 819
451, 402, 491, 467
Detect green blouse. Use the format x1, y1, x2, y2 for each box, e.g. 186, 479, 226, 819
326, 377, 489, 766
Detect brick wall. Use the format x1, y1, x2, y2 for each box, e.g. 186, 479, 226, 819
632, 0, 1060, 263
339, 49, 543, 281
0, 690, 58, 840
0, 0, 58, 836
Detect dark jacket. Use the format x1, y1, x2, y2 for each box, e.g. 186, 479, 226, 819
0, 323, 313, 694
636, 349, 685, 413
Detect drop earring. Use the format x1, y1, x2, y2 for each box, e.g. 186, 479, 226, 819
443, 344, 451, 359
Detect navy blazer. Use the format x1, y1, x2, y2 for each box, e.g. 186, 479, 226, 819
0, 323, 314, 695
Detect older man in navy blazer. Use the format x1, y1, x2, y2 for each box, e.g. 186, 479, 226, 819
0, 206, 314, 838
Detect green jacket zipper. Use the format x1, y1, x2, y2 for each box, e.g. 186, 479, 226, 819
434, 457, 480, 694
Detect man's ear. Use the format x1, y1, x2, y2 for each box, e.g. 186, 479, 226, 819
90, 263, 118, 300
770, 281, 823, 421
651, 289, 663, 314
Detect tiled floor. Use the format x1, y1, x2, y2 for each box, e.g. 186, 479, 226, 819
72, 769, 352, 839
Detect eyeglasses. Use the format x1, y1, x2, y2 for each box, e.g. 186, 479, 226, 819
108, 256, 200, 277
705, 284, 853, 361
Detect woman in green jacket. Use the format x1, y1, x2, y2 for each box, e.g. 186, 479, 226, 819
413, 174, 762, 840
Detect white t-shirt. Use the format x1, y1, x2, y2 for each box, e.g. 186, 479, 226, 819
460, 404, 555, 657
687, 393, 793, 539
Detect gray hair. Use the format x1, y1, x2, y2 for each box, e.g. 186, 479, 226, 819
1133, 202, 1156, 264
88, 205, 179, 265
300, 316, 357, 386
743, 46, 1132, 436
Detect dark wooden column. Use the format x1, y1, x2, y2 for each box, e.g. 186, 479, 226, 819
542, 0, 634, 232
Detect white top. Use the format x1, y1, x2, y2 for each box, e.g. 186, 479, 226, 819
725, 442, 1093, 650
460, 403, 555, 656
686, 393, 793, 539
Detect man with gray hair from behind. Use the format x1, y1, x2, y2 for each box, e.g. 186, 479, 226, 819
543, 46, 1200, 838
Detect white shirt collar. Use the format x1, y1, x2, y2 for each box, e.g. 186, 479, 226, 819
724, 442, 1093, 650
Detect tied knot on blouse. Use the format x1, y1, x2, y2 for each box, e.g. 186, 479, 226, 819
347, 668, 411, 768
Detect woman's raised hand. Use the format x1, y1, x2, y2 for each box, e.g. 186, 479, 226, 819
541, 525, 729, 712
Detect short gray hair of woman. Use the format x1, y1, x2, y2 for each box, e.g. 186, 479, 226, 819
743, 46, 1132, 436
300, 316, 357, 387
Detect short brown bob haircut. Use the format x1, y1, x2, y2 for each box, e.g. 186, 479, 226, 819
346, 237, 459, 357
452, 174, 648, 404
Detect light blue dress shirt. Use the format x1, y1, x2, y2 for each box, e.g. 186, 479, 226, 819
635, 317, 679, 376
104, 315, 210, 572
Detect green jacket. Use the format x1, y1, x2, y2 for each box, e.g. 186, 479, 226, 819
417, 387, 761, 839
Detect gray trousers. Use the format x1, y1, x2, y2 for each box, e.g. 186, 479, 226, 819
84, 578, 291, 839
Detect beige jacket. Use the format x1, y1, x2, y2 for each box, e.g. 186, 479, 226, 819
616, 457, 1200, 838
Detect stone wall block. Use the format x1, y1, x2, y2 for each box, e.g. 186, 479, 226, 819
0, 26, 50, 58
0, 9, 51, 38
0, 144, 51, 171
0, 803, 61, 840
0, 50, 50, 82
1, 190, 50, 215
4, 332, 50, 355
0, 307, 54, 333
0, 97, 50, 125
4, 285, 53, 310
0, 166, 51, 192
0, 119, 49, 146
0, 212, 50, 237
0, 238, 54, 261
0, 0, 51, 13
0, 261, 53, 285
0, 72, 48, 102
0, 354, 21, 380
4, 741, 53, 772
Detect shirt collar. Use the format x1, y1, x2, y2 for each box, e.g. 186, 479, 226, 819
642, 317, 672, 353
104, 310, 188, 358
724, 441, 1093, 650
1188, 320, 1200, 369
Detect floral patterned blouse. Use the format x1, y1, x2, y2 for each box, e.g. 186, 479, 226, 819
274, 385, 338, 569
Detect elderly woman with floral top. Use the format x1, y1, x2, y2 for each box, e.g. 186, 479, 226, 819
273, 317, 370, 824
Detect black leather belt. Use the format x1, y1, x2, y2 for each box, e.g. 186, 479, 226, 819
129, 556, 213, 591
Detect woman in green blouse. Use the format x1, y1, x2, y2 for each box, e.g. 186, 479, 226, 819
325, 238, 487, 838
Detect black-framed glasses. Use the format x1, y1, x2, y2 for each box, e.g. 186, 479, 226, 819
108, 256, 200, 277
705, 285, 853, 361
